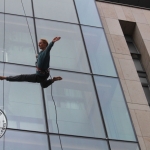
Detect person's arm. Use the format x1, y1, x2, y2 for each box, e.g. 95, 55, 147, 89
45, 37, 61, 54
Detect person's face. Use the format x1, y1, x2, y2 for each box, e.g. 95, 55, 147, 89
38, 40, 47, 50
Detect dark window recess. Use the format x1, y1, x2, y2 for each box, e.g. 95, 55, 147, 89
125, 35, 150, 106
127, 42, 138, 53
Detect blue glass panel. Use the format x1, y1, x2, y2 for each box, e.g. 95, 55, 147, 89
0, 14, 4, 62
82, 26, 117, 77
0, 0, 32, 16
5, 130, 49, 150
110, 141, 140, 150
45, 70, 106, 138
0, 63, 3, 109
33, 0, 78, 23
36, 19, 90, 73
4, 64, 46, 132
0, 134, 3, 150
75, 0, 102, 27
94, 76, 136, 141
50, 135, 109, 150
1, 14, 36, 66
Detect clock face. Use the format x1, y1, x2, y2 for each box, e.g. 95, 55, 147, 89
0, 110, 7, 138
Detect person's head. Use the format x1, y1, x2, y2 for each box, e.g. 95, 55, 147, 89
38, 39, 48, 50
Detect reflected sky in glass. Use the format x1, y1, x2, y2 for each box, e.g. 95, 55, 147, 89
94, 76, 136, 141
0, 0, 32, 16
33, 0, 78, 23
0, 63, 3, 110
45, 70, 106, 138
4, 64, 46, 132
0, 14, 36, 66
75, 0, 102, 27
5, 130, 49, 150
0, 14, 4, 62
36, 19, 90, 73
82, 26, 117, 77
50, 135, 109, 150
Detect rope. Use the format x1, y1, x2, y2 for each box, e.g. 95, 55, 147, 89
21, 1, 63, 150
3, 0, 6, 149
49, 74, 63, 150
21, 0, 36, 54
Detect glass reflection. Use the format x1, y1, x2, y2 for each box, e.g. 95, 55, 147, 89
82, 26, 117, 77
0, 0, 32, 16
45, 70, 106, 138
0, 134, 3, 150
4, 64, 46, 132
50, 135, 109, 150
5, 130, 49, 150
0, 14, 4, 62
36, 19, 90, 73
33, 0, 78, 23
0, 63, 3, 109
74, 0, 102, 27
0, 14, 36, 65
94, 76, 136, 141
110, 141, 139, 150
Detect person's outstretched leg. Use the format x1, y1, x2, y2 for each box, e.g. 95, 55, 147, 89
0, 74, 47, 83
40, 76, 62, 88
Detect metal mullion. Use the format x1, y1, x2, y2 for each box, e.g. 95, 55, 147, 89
40, 87, 52, 150
0, 61, 119, 79
31, 0, 38, 54
50, 132, 107, 141
31, 1, 51, 150
31, 5, 51, 150
73, 0, 110, 141
0, 11, 34, 18
35, 16, 79, 26
7, 127, 47, 134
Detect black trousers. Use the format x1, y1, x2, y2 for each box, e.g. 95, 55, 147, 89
6, 73, 53, 88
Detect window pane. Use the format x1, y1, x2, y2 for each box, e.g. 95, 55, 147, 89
140, 77, 148, 84
94, 76, 136, 141
133, 59, 144, 71
110, 141, 139, 150
0, 0, 32, 16
0, 14, 4, 61
143, 87, 150, 104
75, 0, 102, 27
138, 72, 146, 77
0, 135, 3, 150
127, 42, 138, 53
5, 130, 49, 150
0, 63, 3, 109
2, 15, 36, 65
4, 64, 46, 132
36, 19, 90, 73
45, 70, 106, 138
50, 135, 109, 150
82, 26, 117, 77
33, 0, 78, 23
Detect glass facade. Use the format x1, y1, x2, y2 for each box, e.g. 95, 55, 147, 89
0, 0, 139, 150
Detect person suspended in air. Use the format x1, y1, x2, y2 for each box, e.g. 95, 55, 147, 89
0, 37, 62, 88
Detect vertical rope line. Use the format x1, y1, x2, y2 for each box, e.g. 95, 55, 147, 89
21, 0, 36, 54
3, 0, 6, 150
21, 1, 63, 149
3, 0, 6, 112
49, 74, 63, 150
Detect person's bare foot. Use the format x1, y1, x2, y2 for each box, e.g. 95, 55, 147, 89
0, 76, 6, 80
53, 76, 62, 82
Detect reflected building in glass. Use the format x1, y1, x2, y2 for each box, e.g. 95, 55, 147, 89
1, 0, 150, 150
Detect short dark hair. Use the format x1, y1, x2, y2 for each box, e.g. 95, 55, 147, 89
40, 39, 48, 46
